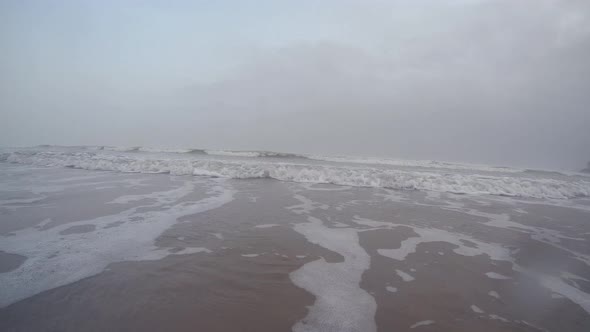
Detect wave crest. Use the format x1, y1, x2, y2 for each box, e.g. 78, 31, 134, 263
2, 151, 589, 200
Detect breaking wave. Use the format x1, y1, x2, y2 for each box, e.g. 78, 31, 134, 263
33, 145, 525, 172
2, 150, 589, 200
61, 145, 310, 159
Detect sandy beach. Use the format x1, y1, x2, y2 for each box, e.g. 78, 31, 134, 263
1, 157, 589, 331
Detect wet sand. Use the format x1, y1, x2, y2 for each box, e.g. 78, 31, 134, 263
1, 164, 590, 331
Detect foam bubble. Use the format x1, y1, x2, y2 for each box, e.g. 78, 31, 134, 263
254, 224, 279, 229
396, 269, 415, 282
410, 320, 435, 328
485, 272, 511, 280
386, 286, 398, 293
488, 291, 500, 299
471, 305, 484, 313
489, 314, 509, 322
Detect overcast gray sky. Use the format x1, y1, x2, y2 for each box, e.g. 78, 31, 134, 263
1, 0, 589, 170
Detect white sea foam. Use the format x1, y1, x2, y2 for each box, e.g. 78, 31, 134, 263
174, 247, 211, 255
433, 199, 590, 266
561, 271, 590, 283
32, 145, 525, 173
539, 275, 590, 313
396, 269, 415, 282
254, 224, 279, 229
137, 147, 193, 154
371, 220, 514, 264
107, 185, 191, 204
0, 196, 48, 211
2, 149, 589, 200
206, 150, 262, 158
361, 212, 590, 316
288, 194, 328, 215
410, 320, 435, 328
488, 290, 500, 299
289, 213, 376, 331
332, 221, 349, 227
386, 286, 398, 293
471, 305, 485, 313
485, 272, 511, 280
0, 178, 235, 308
351, 212, 590, 315
489, 314, 510, 322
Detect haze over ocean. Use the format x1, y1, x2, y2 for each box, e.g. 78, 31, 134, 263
1, 0, 590, 169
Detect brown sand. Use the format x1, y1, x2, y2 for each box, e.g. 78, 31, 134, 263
1, 164, 589, 331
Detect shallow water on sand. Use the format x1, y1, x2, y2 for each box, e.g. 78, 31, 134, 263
1, 163, 590, 331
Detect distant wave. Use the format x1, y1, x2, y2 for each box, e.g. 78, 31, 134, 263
101, 146, 143, 152
69, 145, 310, 159
2, 150, 589, 200
206, 150, 309, 159
33, 145, 524, 173
29, 145, 576, 176
185, 148, 207, 154
307, 155, 523, 173
523, 169, 569, 177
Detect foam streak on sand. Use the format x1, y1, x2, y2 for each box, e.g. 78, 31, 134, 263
377, 226, 513, 263
410, 320, 435, 328
396, 269, 415, 282
437, 199, 590, 266
471, 305, 485, 314
356, 214, 590, 315
290, 217, 377, 332
539, 275, 590, 313
386, 286, 398, 293
287, 191, 376, 332
0, 178, 235, 308
352, 215, 515, 264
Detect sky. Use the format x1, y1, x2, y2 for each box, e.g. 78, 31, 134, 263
1, 0, 589, 170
